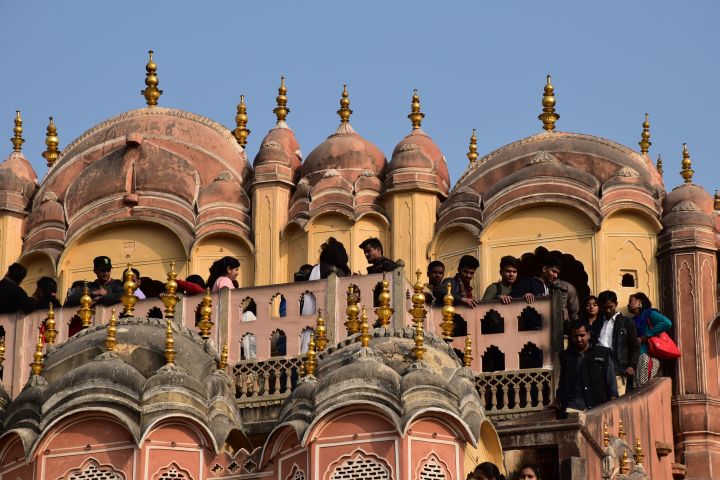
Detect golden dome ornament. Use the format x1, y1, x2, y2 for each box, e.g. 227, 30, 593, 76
141, 50, 162, 106
11, 110, 24, 152
42, 116, 60, 168
538, 74, 559, 132
233, 94, 250, 147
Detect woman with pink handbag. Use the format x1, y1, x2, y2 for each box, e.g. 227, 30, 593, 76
628, 292, 676, 387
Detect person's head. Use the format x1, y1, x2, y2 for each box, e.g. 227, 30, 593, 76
294, 264, 314, 282
93, 256, 113, 283
597, 290, 619, 318
359, 237, 384, 263
458, 255, 480, 285
208, 256, 241, 287
427, 260, 445, 285
518, 464, 542, 480
628, 292, 652, 315
499, 256, 519, 285
320, 241, 351, 277
584, 295, 599, 318
6, 263, 27, 284
569, 320, 590, 353
185, 275, 207, 290
472, 462, 505, 480
36, 276, 57, 297
540, 256, 562, 284
131, 268, 141, 287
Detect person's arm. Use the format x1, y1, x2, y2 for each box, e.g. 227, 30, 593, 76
15, 285, 37, 313
95, 280, 124, 306
481, 284, 498, 301
626, 318, 640, 373
606, 351, 619, 399
645, 310, 672, 337
176, 279, 206, 295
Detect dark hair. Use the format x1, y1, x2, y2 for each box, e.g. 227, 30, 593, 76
459, 255, 480, 270
427, 260, 445, 274
568, 320, 588, 334
629, 292, 652, 311
36, 276, 57, 295
500, 255, 520, 270
597, 290, 618, 305
320, 241, 351, 278
294, 264, 314, 282
359, 237, 383, 254
473, 462, 506, 480
207, 256, 241, 290
542, 256, 562, 270
130, 268, 141, 282
7, 263, 27, 284
185, 275, 207, 289
518, 464, 542, 480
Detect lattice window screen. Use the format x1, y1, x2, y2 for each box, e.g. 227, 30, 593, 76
419, 458, 447, 480
156, 467, 189, 480
330, 457, 390, 480
67, 463, 123, 480
290, 469, 306, 480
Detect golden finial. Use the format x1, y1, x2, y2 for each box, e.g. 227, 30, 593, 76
198, 288, 213, 339
620, 449, 630, 474
466, 129, 479, 163
618, 418, 625, 439
44, 303, 57, 344
106, 308, 118, 352
121, 263, 138, 317
680, 143, 694, 184
78, 282, 94, 329
315, 309, 328, 351
0, 336, 5, 371
408, 89, 424, 130
233, 95, 250, 147
440, 282, 455, 341
359, 305, 371, 348
31, 328, 44, 376
603, 422, 609, 448
714, 190, 720, 211
11, 110, 24, 152
639, 113, 651, 154
273, 76, 290, 123
463, 335, 473, 367
412, 310, 426, 361
162, 261, 178, 319
538, 74, 560, 132
164, 318, 175, 365
337, 85, 353, 124
656, 153, 664, 176
42, 116, 60, 168
345, 285, 360, 335
304, 333, 317, 376
374, 278, 393, 327
141, 50, 162, 106
634, 437, 644, 466
410, 270, 427, 328
218, 344, 229, 370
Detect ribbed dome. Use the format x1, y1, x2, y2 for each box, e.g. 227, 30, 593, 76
386, 129, 449, 196
253, 123, 302, 181
302, 123, 386, 179
0, 151, 37, 212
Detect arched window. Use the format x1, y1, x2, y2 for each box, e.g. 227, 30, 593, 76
64, 459, 124, 480
482, 345, 505, 372
300, 291, 316, 315
330, 453, 390, 480
519, 341, 543, 369
241, 333, 256, 360
270, 293, 287, 318
270, 329, 287, 357
153, 463, 192, 480
418, 455, 448, 480
481, 309, 504, 334
518, 306, 542, 331
241, 297, 257, 322
299, 327, 314, 354
286, 465, 306, 480
621, 272, 636, 287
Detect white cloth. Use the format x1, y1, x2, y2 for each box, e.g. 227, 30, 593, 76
134, 288, 146, 300
300, 328, 313, 354
242, 334, 256, 359
301, 265, 320, 315
598, 312, 619, 349
241, 311, 256, 323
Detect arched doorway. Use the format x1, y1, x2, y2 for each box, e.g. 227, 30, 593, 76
517, 246, 591, 301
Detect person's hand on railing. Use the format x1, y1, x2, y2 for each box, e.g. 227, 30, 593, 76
497, 294, 512, 305
523, 293, 535, 303
460, 297, 477, 308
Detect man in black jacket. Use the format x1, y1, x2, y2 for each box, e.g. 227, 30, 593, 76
550, 321, 618, 414
0, 263, 37, 314
590, 290, 640, 396
64, 256, 124, 307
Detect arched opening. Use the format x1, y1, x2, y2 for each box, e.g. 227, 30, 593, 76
518, 306, 542, 331
299, 326, 314, 354
241, 333, 256, 360
240, 297, 257, 322
482, 345, 505, 372
270, 293, 287, 318
191, 233, 254, 288
17, 251, 56, 298
519, 342, 543, 369
270, 329, 287, 357
300, 291, 316, 315
481, 309, 504, 335
621, 272, 636, 287
517, 246, 591, 302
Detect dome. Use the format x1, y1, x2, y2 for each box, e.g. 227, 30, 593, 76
663, 183, 714, 216
0, 151, 38, 213
253, 123, 302, 185
301, 124, 386, 179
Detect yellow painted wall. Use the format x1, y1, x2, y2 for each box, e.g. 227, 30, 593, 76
18, 252, 55, 296
282, 223, 308, 280
432, 226, 479, 291
191, 234, 254, 288
0, 214, 25, 278
253, 186, 290, 285
387, 192, 438, 281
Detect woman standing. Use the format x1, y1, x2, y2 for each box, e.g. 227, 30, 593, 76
207, 256, 241, 292
628, 292, 672, 387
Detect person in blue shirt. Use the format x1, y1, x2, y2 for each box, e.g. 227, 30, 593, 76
628, 292, 672, 387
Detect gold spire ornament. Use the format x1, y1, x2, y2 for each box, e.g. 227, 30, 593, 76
656, 153, 664, 176
106, 308, 118, 352
374, 278, 394, 327
359, 305, 371, 348
639, 113, 651, 154
164, 319, 175, 365
463, 335, 473, 367
634, 437, 644, 466
603, 422, 609, 448
78, 282, 94, 328
315, 309, 328, 351
273, 76, 289, 123
345, 285, 360, 335
233, 95, 250, 147
408, 89, 424, 130
440, 282, 455, 341
410, 270, 427, 329
619, 449, 630, 474
304, 333, 317, 376
538, 75, 560, 132
198, 288, 214, 339
141, 50, 162, 106
44, 303, 57, 344
121, 264, 138, 317
218, 344, 229, 370
466, 129, 479, 163
680, 143, 694, 184
42, 116, 60, 168
618, 418, 625, 439
11, 110, 24, 152
162, 261, 179, 319
412, 311, 426, 361
31, 328, 44, 376
337, 85, 353, 124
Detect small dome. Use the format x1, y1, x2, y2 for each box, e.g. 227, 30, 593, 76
387, 130, 449, 196
302, 124, 386, 179
663, 183, 714, 216
253, 124, 302, 183
0, 151, 38, 212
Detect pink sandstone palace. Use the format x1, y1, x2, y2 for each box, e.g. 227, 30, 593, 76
0, 51, 717, 479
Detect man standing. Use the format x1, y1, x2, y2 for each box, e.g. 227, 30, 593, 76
359, 237, 397, 274
482, 255, 519, 304
0, 263, 37, 314
511, 256, 579, 322
590, 290, 639, 396
425, 260, 445, 306
442, 255, 480, 308
64, 256, 124, 307
550, 321, 617, 414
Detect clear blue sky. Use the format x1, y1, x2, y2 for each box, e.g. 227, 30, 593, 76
1, 1, 718, 195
